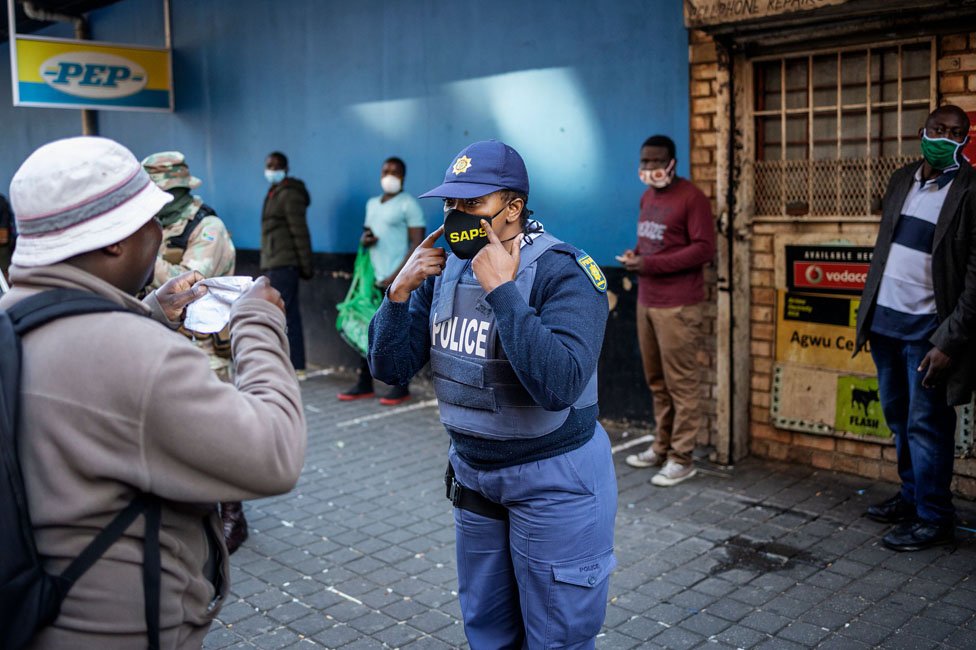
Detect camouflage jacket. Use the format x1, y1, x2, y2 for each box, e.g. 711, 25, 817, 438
151, 197, 236, 289
150, 197, 236, 373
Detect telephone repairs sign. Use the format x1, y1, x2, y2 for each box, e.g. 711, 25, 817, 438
785, 245, 872, 296
11, 37, 172, 112
775, 291, 875, 374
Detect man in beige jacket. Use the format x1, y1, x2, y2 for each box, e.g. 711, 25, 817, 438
1, 136, 307, 649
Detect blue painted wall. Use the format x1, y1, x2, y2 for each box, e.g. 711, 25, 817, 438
1, 0, 689, 265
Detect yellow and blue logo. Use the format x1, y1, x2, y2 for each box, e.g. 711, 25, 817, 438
452, 155, 472, 176
576, 253, 607, 293
14, 38, 172, 111
40, 51, 147, 98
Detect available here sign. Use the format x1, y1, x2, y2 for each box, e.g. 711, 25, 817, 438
11, 37, 172, 112
785, 245, 872, 296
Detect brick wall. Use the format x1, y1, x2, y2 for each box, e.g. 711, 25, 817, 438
688, 25, 976, 497
688, 29, 720, 453
939, 33, 976, 111
744, 31, 976, 498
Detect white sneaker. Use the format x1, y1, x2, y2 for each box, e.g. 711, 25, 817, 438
651, 460, 697, 487
625, 447, 664, 469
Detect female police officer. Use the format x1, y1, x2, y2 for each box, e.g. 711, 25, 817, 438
368, 141, 617, 649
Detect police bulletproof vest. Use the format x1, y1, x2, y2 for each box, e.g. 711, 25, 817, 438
429, 232, 598, 440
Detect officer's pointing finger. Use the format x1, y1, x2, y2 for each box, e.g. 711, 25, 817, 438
421, 225, 445, 248
481, 219, 501, 245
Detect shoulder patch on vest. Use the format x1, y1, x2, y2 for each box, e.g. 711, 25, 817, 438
575, 252, 607, 293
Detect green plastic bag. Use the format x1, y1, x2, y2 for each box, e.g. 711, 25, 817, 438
336, 247, 384, 357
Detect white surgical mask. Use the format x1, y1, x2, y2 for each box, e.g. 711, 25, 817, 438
380, 175, 402, 194
265, 169, 286, 185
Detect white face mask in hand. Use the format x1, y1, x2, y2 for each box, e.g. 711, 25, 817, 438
380, 175, 402, 194
184, 276, 255, 333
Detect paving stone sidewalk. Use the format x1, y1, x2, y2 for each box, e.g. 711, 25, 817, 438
204, 374, 976, 649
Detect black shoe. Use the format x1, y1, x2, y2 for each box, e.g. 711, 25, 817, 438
379, 385, 411, 406
337, 382, 375, 401
866, 493, 915, 524
882, 521, 954, 552
887, 519, 918, 537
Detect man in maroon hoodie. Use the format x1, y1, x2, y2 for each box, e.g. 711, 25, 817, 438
619, 135, 716, 487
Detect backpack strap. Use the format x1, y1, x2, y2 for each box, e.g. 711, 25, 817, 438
53, 495, 162, 650
8, 288, 127, 336
142, 498, 161, 650
165, 203, 216, 252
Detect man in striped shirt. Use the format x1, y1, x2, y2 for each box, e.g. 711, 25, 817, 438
855, 105, 975, 552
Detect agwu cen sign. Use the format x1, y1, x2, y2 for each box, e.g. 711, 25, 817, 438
785, 245, 873, 296
11, 37, 172, 112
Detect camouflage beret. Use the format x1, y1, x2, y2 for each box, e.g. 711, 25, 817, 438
141, 151, 202, 191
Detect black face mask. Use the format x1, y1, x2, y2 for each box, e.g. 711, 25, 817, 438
443, 204, 507, 259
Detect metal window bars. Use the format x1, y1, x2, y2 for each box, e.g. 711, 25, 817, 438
751, 39, 935, 218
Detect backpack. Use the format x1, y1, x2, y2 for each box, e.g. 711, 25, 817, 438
0, 288, 162, 650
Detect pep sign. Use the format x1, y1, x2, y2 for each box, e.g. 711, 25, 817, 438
40, 52, 148, 99
12, 37, 172, 112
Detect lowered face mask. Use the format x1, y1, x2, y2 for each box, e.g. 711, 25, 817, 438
444, 204, 518, 259
639, 159, 676, 189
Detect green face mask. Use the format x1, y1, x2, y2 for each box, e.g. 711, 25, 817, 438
154, 187, 194, 227
920, 133, 966, 171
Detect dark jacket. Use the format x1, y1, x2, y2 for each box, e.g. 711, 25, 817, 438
1, 194, 13, 275
855, 160, 976, 406
260, 178, 313, 278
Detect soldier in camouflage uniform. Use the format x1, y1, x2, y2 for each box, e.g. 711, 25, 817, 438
143, 152, 236, 377
142, 151, 249, 553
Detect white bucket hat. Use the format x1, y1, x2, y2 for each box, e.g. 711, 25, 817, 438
10, 136, 173, 267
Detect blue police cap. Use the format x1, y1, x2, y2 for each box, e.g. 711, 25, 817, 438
419, 140, 529, 199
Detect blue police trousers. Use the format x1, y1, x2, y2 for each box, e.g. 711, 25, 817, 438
448, 427, 618, 649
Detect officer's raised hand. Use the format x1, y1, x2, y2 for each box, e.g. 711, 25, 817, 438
472, 219, 523, 293
388, 225, 446, 302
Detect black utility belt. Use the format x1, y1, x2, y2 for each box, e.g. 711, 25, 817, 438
444, 463, 508, 521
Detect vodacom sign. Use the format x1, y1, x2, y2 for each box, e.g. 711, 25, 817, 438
795, 262, 869, 292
